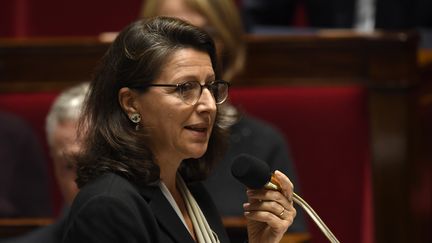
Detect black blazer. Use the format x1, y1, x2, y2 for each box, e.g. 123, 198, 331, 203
62, 173, 230, 243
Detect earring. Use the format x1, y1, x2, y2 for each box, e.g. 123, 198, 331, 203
129, 113, 141, 131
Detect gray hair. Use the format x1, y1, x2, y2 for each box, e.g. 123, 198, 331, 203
46, 82, 89, 145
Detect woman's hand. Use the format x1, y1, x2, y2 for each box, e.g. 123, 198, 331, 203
244, 170, 296, 243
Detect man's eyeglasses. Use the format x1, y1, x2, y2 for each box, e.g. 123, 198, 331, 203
129, 80, 230, 105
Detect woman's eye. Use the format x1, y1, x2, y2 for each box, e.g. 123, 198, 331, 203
180, 82, 196, 92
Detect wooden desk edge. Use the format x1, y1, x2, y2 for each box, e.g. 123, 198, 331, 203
0, 218, 53, 227
223, 217, 310, 242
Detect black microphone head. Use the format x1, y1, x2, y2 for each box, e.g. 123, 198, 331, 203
231, 154, 272, 189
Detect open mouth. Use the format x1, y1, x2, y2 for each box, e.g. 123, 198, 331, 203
184, 125, 208, 133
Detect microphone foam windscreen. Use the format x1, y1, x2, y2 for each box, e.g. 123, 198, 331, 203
231, 154, 272, 189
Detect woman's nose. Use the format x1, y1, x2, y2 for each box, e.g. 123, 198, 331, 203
196, 88, 216, 113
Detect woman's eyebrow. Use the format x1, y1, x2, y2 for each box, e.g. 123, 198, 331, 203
173, 73, 216, 82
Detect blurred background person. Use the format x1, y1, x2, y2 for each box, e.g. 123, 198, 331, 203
1, 82, 88, 243
45, 83, 87, 209
241, 0, 432, 32
141, 0, 307, 233
0, 111, 52, 218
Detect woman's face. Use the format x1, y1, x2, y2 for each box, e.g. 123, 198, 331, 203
136, 48, 217, 163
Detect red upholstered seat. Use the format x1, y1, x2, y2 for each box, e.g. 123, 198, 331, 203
0, 92, 58, 146
229, 86, 374, 243
0, 86, 374, 243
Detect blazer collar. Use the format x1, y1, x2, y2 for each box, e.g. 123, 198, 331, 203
139, 183, 195, 243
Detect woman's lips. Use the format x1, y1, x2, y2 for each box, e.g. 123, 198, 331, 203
184, 124, 210, 138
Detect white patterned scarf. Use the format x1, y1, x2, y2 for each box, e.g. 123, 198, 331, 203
159, 175, 220, 243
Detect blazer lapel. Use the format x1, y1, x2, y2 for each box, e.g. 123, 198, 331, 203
139, 185, 195, 243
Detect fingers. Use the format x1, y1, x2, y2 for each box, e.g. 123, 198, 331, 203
244, 203, 296, 234
246, 189, 291, 212
244, 209, 294, 230
243, 197, 295, 221
243, 170, 297, 233
274, 170, 294, 200
243, 200, 284, 218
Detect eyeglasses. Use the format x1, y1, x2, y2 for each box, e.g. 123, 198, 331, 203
129, 80, 230, 105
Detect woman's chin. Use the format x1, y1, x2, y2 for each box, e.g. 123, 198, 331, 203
186, 145, 208, 159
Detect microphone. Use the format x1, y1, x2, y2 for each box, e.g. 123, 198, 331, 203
231, 154, 340, 243
231, 154, 281, 190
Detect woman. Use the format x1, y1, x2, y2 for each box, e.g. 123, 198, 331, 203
141, 0, 306, 233
62, 17, 295, 243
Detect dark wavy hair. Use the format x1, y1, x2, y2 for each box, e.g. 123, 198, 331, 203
75, 16, 228, 188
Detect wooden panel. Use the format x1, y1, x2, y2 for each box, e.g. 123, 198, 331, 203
0, 31, 419, 91
0, 37, 109, 92
235, 31, 419, 87
0, 218, 53, 238
223, 217, 310, 243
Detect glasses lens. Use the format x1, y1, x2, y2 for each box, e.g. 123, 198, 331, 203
179, 81, 201, 105
212, 81, 229, 104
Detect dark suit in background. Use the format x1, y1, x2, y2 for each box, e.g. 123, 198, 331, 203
0, 111, 52, 217
242, 0, 432, 29
374, 0, 432, 29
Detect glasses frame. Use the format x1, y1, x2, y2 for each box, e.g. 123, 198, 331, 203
129, 80, 230, 105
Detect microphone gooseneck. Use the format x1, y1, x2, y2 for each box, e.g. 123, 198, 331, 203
231, 154, 340, 243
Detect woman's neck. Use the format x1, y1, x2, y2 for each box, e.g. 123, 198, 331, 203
160, 170, 178, 193
156, 153, 181, 193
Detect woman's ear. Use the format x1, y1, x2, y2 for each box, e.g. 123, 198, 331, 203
118, 87, 139, 115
